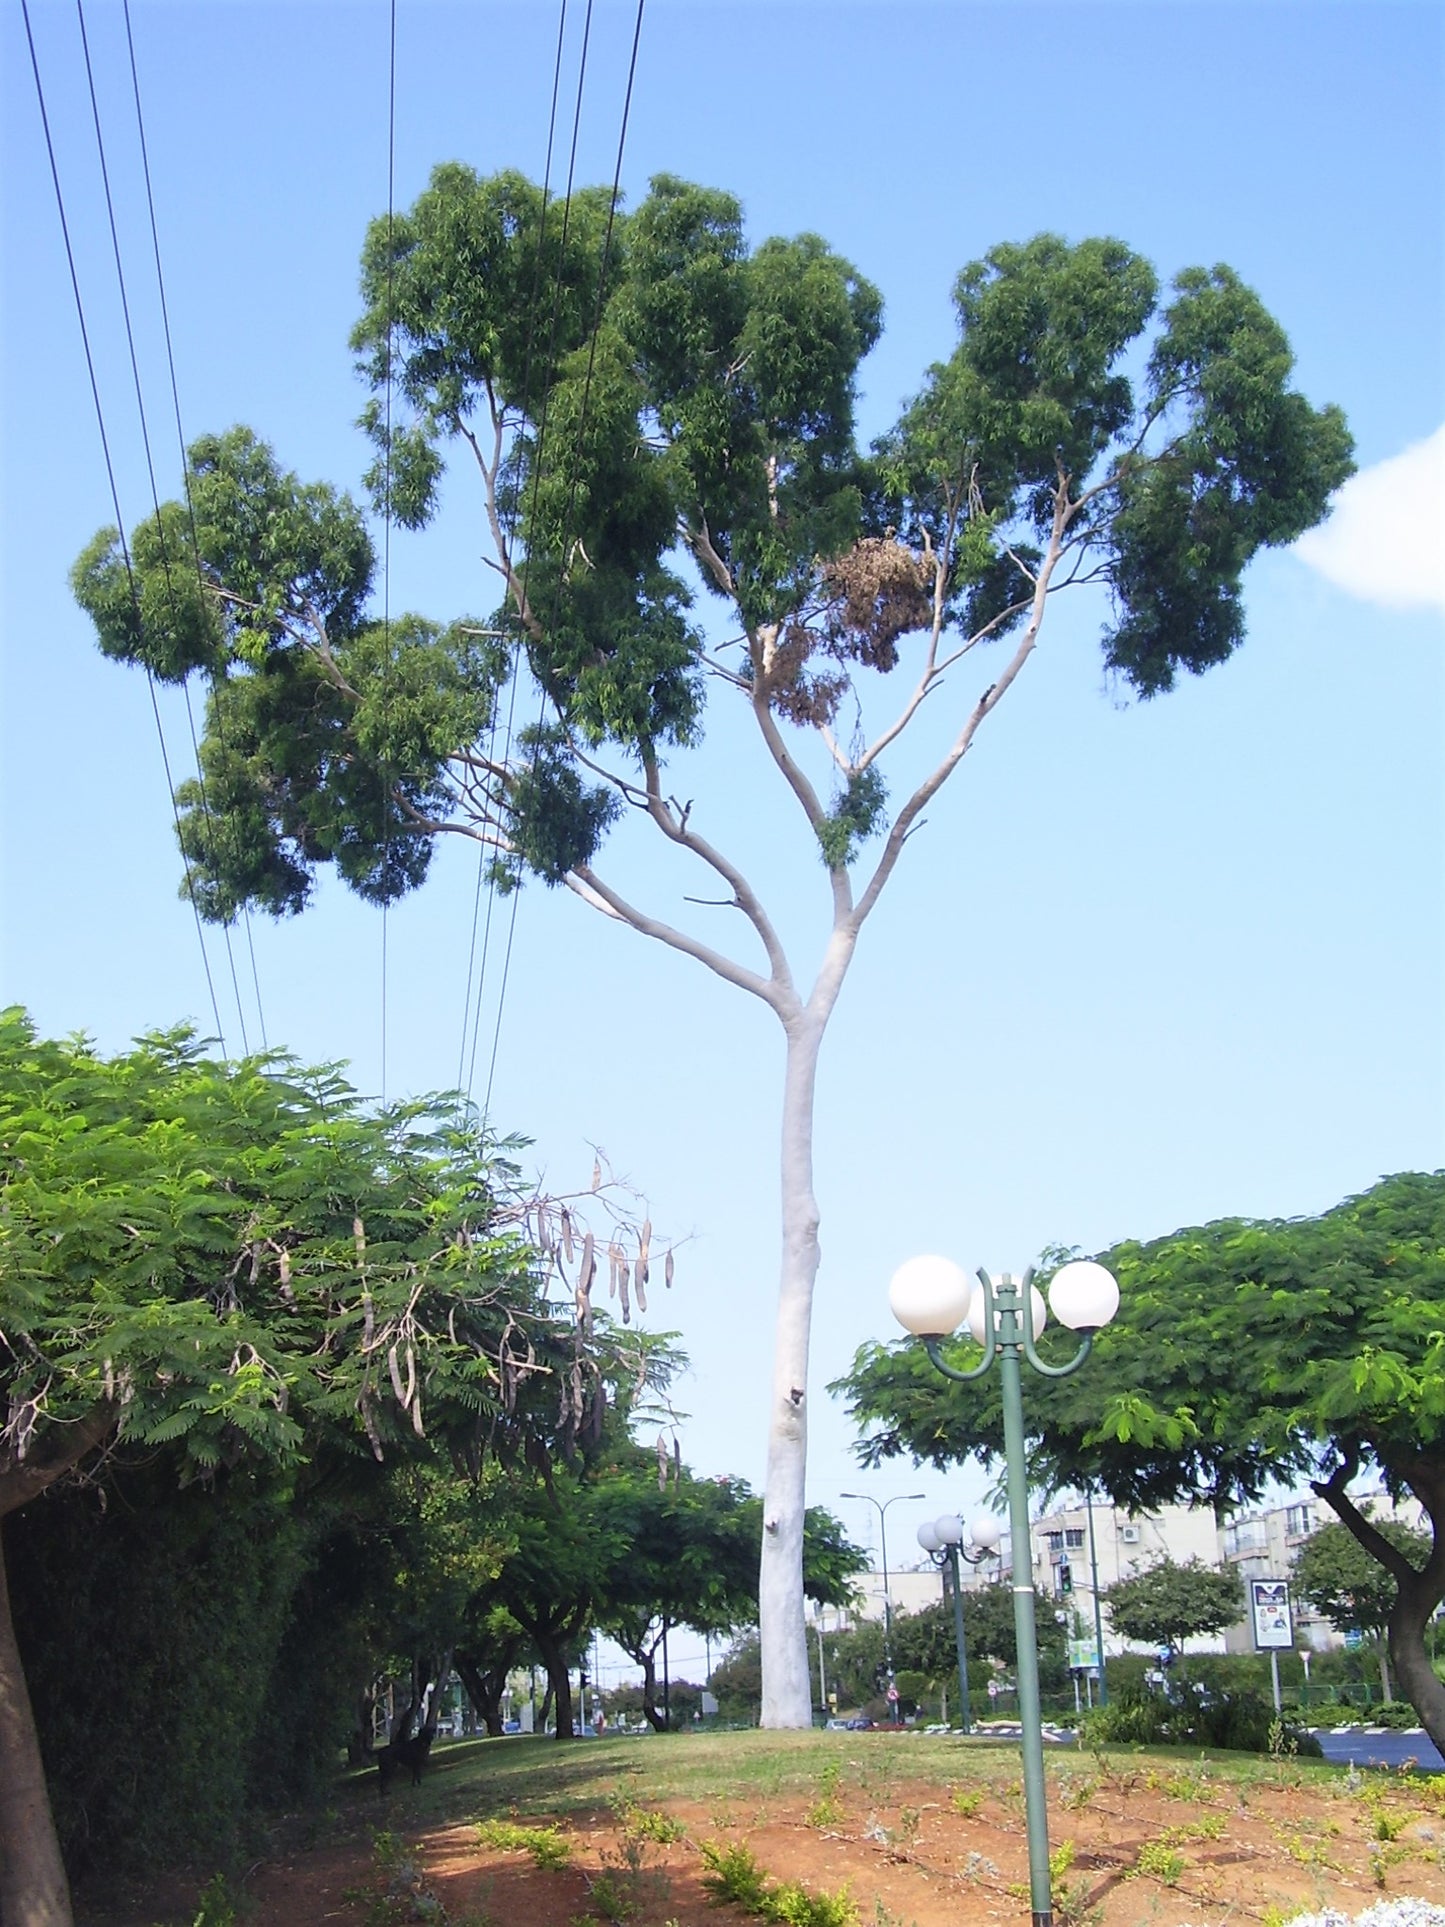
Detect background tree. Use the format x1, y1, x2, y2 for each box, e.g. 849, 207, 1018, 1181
75, 167, 1353, 1727
836, 1171, 1445, 1749
1101, 1558, 1244, 1663
0, 1008, 614, 1926
1292, 1518, 1431, 1703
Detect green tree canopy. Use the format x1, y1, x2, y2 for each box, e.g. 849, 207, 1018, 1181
1292, 1519, 1431, 1642
1100, 1558, 1244, 1656
835, 1172, 1445, 1748
75, 166, 1352, 1727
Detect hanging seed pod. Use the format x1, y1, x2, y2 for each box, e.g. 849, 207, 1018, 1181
403, 1344, 416, 1413
360, 1392, 385, 1463
561, 1208, 575, 1265
362, 1289, 375, 1349
410, 1386, 425, 1438
353, 1216, 366, 1264
664, 1249, 675, 1289
673, 1437, 681, 1486
634, 1256, 648, 1313
639, 1218, 652, 1265
536, 1203, 552, 1255
578, 1231, 596, 1299
388, 1343, 407, 1407
586, 1381, 606, 1447
277, 1247, 294, 1303
656, 1431, 669, 1491
592, 1157, 602, 1192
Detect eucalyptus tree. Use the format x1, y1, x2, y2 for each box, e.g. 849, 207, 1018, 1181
72, 167, 1352, 1726
837, 1171, 1445, 1748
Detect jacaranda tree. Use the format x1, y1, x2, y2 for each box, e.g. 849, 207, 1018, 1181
73, 167, 1353, 1725
0, 1008, 604, 1927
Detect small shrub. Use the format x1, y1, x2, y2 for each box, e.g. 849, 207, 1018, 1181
476, 1819, 572, 1870
949, 1787, 983, 1818
1133, 1841, 1186, 1885
701, 1840, 773, 1912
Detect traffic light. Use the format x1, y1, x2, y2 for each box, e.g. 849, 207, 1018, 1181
1059, 1562, 1073, 1595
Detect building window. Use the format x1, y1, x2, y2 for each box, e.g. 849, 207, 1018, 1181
1286, 1505, 1315, 1539
1065, 1528, 1085, 1550
1045, 1531, 1064, 1552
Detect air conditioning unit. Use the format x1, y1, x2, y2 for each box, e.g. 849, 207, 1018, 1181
1119, 1525, 1141, 1544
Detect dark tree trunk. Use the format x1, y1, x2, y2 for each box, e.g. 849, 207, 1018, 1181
0, 1406, 116, 1927
536, 1636, 575, 1739
1322, 1453, 1445, 1756
0, 1519, 74, 1927
456, 1651, 506, 1738
349, 1681, 380, 1764
637, 1648, 665, 1732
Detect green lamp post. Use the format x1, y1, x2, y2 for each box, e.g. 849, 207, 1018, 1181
888, 1256, 1120, 1927
916, 1512, 1001, 1734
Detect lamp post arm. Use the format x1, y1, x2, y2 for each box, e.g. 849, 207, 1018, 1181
921, 1335, 995, 1383
1020, 1326, 1095, 1378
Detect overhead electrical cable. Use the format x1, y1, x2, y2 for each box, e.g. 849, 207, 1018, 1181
467, 0, 602, 1114
379, 0, 398, 1103
480, 0, 648, 1125
456, 0, 573, 1099
75, 0, 252, 1056
120, 0, 268, 1050
21, 0, 228, 1052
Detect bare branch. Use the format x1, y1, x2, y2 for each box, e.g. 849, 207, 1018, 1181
850, 485, 1072, 932
568, 863, 794, 1015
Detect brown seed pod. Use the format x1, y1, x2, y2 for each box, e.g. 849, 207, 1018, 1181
578, 1232, 596, 1299
665, 1249, 675, 1289
635, 1257, 648, 1313
561, 1208, 575, 1265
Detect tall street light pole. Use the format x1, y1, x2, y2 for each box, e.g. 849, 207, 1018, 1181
917, 1513, 1002, 1733
840, 1489, 923, 1722
888, 1256, 1120, 1927
1084, 1487, 1108, 1707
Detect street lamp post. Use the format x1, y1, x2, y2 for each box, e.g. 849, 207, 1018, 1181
1084, 1486, 1108, 1707
840, 1489, 924, 1723
916, 1512, 1002, 1733
888, 1256, 1119, 1927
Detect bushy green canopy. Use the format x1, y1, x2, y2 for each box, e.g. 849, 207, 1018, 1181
73, 171, 1352, 918
836, 1173, 1445, 1513
0, 1006, 589, 1509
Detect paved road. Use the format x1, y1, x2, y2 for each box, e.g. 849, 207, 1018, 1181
1312, 1727, 1444, 1773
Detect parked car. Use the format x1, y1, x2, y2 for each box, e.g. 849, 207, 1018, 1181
844, 1716, 875, 1730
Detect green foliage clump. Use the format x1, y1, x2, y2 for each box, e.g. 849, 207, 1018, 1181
816, 768, 887, 871
700, 1839, 857, 1924
476, 1819, 573, 1870
1077, 1680, 1321, 1757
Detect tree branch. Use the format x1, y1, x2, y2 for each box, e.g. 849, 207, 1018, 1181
850, 485, 1071, 932
0, 1400, 118, 1519
567, 863, 793, 1016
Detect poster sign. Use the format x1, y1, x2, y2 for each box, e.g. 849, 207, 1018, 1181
1251, 1579, 1293, 1650
1068, 1637, 1101, 1671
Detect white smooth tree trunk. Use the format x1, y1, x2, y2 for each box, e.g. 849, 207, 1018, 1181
759, 1015, 826, 1727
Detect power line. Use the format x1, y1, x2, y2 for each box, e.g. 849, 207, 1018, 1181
480, 0, 648, 1125
457, 0, 574, 1100
76, 0, 252, 1057
21, 0, 228, 1052
379, 0, 398, 1103
119, 0, 268, 1051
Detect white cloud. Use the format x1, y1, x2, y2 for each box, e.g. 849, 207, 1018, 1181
1294, 423, 1445, 614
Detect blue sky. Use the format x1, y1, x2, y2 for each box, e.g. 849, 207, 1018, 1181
2, 0, 1442, 1619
